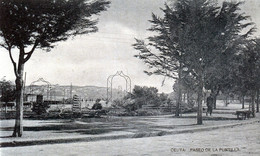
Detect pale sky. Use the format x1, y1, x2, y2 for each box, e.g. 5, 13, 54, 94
0, 0, 260, 93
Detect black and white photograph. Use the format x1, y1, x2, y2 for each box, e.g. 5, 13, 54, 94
0, 0, 260, 155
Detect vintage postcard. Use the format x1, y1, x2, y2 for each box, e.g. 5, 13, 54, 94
0, 0, 259, 155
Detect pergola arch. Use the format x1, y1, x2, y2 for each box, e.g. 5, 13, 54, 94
107, 71, 131, 102
28, 78, 52, 101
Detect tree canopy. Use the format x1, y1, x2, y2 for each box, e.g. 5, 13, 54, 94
0, 0, 110, 137
133, 0, 255, 124
0, 0, 110, 52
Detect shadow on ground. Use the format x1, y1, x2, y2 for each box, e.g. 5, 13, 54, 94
0, 114, 240, 137
173, 115, 238, 120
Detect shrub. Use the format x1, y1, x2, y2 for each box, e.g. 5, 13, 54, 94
32, 102, 50, 115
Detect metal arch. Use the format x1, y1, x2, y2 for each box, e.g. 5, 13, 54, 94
28, 78, 52, 100
107, 71, 131, 102
30, 78, 51, 86
119, 71, 131, 93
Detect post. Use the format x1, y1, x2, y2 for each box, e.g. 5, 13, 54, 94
256, 89, 259, 113
70, 83, 72, 99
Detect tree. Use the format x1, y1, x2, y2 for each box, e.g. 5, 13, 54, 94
31, 95, 50, 115
0, 78, 16, 113
113, 86, 169, 113
0, 0, 110, 137
203, 1, 255, 109
133, 0, 254, 124
236, 39, 260, 117
254, 38, 260, 113
129, 85, 161, 109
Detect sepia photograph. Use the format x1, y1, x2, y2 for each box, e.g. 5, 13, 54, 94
0, 0, 260, 155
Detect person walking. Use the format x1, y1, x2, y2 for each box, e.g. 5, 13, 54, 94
206, 94, 214, 116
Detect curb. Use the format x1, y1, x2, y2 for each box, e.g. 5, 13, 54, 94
1, 119, 259, 148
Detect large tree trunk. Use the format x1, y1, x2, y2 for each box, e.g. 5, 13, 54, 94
242, 95, 245, 109
12, 64, 24, 137
175, 83, 182, 116
256, 89, 259, 113
251, 91, 255, 117
197, 75, 203, 125
175, 65, 182, 117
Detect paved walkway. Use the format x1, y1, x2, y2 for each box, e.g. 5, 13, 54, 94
0, 103, 259, 148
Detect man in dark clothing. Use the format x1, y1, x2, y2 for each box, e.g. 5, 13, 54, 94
92, 99, 102, 110
206, 94, 214, 116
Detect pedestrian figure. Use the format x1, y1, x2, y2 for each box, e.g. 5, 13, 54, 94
92, 99, 102, 110
206, 94, 214, 116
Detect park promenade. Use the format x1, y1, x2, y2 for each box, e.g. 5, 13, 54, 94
0, 102, 259, 148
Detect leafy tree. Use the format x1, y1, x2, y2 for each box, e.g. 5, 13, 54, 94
0, 0, 110, 137
32, 102, 50, 115
0, 78, 16, 113
120, 85, 167, 112
31, 95, 50, 115
254, 38, 260, 113
229, 44, 251, 109
130, 85, 161, 109
236, 39, 260, 117
159, 92, 168, 106
204, 1, 255, 109
133, 0, 254, 124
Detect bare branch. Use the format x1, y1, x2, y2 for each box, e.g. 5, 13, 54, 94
8, 47, 18, 77
0, 43, 8, 49
24, 40, 39, 63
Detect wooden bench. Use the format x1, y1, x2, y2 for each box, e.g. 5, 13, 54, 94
235, 110, 251, 120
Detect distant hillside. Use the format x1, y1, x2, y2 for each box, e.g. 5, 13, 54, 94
24, 85, 126, 101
